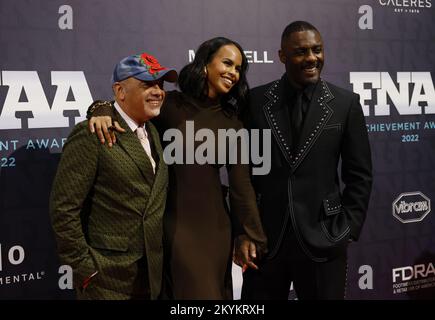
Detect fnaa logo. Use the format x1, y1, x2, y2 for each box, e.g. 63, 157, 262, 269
392, 192, 431, 223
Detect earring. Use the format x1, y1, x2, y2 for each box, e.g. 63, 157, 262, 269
204, 66, 207, 75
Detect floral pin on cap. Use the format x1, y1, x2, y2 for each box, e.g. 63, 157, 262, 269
112, 52, 178, 83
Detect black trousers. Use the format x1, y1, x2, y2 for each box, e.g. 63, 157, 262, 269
241, 225, 348, 300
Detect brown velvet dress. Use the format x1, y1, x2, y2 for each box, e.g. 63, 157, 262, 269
156, 91, 267, 299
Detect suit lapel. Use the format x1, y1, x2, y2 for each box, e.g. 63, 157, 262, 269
262, 78, 294, 165
262, 78, 335, 171
109, 106, 167, 218
115, 111, 155, 187
291, 79, 334, 170
144, 121, 167, 214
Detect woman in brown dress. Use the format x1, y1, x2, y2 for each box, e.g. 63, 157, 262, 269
88, 37, 267, 299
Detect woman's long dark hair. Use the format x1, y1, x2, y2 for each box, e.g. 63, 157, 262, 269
178, 37, 249, 115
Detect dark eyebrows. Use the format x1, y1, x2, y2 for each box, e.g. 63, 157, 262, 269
141, 79, 164, 87
223, 58, 242, 70
292, 43, 323, 52
293, 42, 322, 49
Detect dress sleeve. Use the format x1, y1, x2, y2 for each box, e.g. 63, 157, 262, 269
227, 121, 268, 255
86, 100, 115, 119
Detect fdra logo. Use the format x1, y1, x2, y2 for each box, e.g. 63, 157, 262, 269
392, 262, 435, 294
392, 192, 431, 223
393, 262, 435, 283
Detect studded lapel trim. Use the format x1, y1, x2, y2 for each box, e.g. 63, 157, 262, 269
263, 79, 293, 165
290, 80, 334, 171
262, 79, 335, 171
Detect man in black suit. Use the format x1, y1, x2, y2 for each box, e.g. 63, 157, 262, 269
236, 21, 372, 299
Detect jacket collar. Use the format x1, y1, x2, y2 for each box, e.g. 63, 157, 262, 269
262, 75, 335, 171
113, 106, 156, 187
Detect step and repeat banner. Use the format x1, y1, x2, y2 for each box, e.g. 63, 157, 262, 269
0, 0, 434, 300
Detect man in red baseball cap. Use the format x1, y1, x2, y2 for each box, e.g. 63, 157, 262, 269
50, 52, 177, 300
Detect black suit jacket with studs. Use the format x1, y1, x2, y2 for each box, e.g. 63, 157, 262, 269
245, 75, 372, 261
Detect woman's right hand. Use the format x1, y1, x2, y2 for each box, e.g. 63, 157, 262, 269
88, 116, 125, 147
234, 234, 259, 271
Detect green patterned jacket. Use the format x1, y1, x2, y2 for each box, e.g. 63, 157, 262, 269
50, 108, 168, 300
